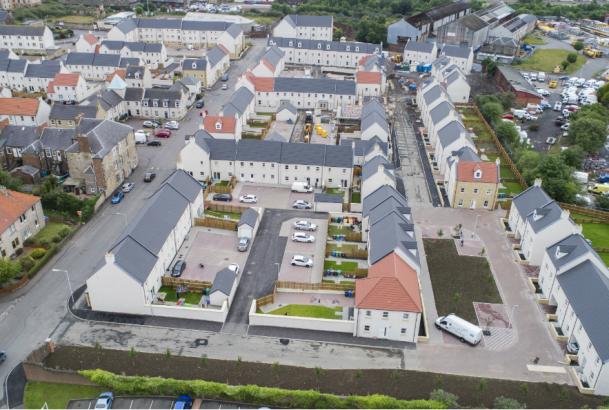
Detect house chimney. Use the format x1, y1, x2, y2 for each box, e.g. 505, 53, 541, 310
105, 252, 115, 264
78, 134, 90, 153
533, 178, 542, 187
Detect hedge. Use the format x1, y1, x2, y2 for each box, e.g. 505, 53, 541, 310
81, 370, 445, 409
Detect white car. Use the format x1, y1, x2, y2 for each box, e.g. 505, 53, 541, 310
221, 83, 228, 90
294, 220, 317, 231
536, 88, 550, 96
292, 200, 312, 209
228, 263, 240, 275
561, 123, 570, 131
292, 232, 315, 243
164, 120, 179, 130
546, 137, 557, 145
553, 102, 562, 111
239, 194, 258, 203
524, 113, 538, 121
291, 255, 313, 267
121, 182, 135, 192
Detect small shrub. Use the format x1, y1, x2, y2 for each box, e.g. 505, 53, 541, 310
52, 235, 62, 243
20, 257, 35, 271
354, 369, 363, 379
165, 348, 171, 358
201, 355, 208, 366
58, 227, 71, 238
129, 347, 137, 358
437, 229, 444, 237
430, 389, 459, 408
39, 239, 50, 249
15, 248, 24, 256
23, 238, 35, 247
30, 248, 47, 260
493, 396, 524, 409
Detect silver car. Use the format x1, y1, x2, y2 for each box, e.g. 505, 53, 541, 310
294, 220, 317, 231
292, 232, 315, 243
237, 237, 250, 252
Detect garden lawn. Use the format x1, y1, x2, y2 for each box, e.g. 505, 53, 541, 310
351, 191, 361, 203
323, 259, 359, 272
581, 223, 609, 249
500, 181, 525, 196
424, 239, 502, 323
215, 180, 229, 187
206, 210, 241, 220
158, 286, 202, 305
24, 382, 103, 409
266, 304, 342, 319
523, 34, 546, 45
598, 252, 609, 267
517, 49, 586, 74
32, 222, 70, 244
327, 225, 352, 236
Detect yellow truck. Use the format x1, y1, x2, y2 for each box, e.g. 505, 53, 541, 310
584, 47, 602, 58
589, 183, 609, 195
549, 79, 557, 88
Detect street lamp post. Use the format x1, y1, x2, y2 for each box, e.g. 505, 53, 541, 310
52, 268, 74, 305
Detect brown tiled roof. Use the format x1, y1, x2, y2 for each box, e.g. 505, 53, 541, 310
47, 73, 81, 93
203, 115, 236, 134
356, 71, 382, 84
84, 33, 97, 45
0, 98, 39, 116
0, 189, 40, 233
457, 160, 499, 183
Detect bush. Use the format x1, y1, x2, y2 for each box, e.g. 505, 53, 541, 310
81, 370, 445, 409
52, 236, 62, 243
20, 257, 35, 272
30, 248, 47, 260
567, 52, 578, 64
15, 248, 24, 256
493, 396, 525, 409
38, 239, 50, 249
528, 123, 539, 132
27, 245, 57, 279
429, 389, 460, 408
58, 227, 71, 239
24, 238, 36, 247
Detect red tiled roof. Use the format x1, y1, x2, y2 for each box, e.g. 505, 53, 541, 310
358, 55, 373, 65
47, 73, 80, 93
0, 189, 40, 233
106, 69, 126, 82
203, 115, 236, 134
262, 59, 275, 72
356, 71, 382, 84
355, 252, 422, 312
457, 161, 499, 183
0, 98, 39, 116
83, 33, 97, 45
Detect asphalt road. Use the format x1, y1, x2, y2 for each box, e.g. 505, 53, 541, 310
0, 39, 266, 406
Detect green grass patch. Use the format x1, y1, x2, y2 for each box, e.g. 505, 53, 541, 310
328, 225, 353, 236
424, 239, 502, 323
215, 180, 229, 187
242, 13, 278, 26
598, 252, 609, 267
206, 210, 241, 220
500, 165, 516, 179
517, 49, 586, 74
24, 382, 104, 409
570, 212, 606, 222
158, 286, 202, 305
351, 191, 361, 203
266, 304, 343, 319
324, 187, 344, 195
523, 34, 546, 45
581, 223, 609, 249
323, 259, 359, 272
49, 15, 96, 24
32, 222, 70, 244
500, 181, 525, 196
322, 279, 356, 285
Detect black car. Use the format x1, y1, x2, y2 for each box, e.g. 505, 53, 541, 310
0, 351, 6, 364
171, 260, 186, 277
147, 140, 162, 147
144, 172, 156, 182
555, 116, 566, 126
195, 99, 205, 108
213, 193, 232, 202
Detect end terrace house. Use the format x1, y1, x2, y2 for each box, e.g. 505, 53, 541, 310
0, 25, 56, 50
0, 97, 50, 126
272, 15, 333, 41
86, 170, 205, 317
0, 188, 45, 258
65, 119, 138, 195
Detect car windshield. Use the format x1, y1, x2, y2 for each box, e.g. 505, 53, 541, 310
95, 402, 106, 409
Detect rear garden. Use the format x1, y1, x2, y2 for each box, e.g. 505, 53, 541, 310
570, 213, 609, 266
424, 239, 502, 323
324, 218, 367, 281
263, 304, 343, 319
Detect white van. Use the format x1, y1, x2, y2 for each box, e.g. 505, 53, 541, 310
134, 130, 148, 144
512, 109, 526, 119
291, 181, 313, 193
538, 72, 546, 82
435, 314, 483, 345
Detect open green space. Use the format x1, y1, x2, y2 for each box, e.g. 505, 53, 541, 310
581, 223, 609, 249
158, 286, 202, 305
32, 222, 70, 244
499, 181, 525, 196
323, 259, 359, 272
517, 49, 586, 74
206, 210, 241, 220
324, 187, 344, 195
266, 304, 343, 319
424, 239, 502, 323
24, 381, 103, 409
215, 180, 229, 187
523, 34, 546, 45
49, 15, 96, 24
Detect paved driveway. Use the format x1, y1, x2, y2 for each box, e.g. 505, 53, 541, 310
209, 183, 315, 210
278, 217, 328, 283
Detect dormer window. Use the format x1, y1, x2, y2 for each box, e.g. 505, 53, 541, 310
215, 121, 222, 130
269, 40, 275, 45
163, 99, 168, 108
297, 42, 302, 48
288, 41, 293, 47
355, 46, 359, 52
317, 43, 321, 49
326, 44, 330, 50
175, 101, 180, 107
192, 62, 197, 69
474, 169, 482, 179
135, 72, 140, 79
346, 45, 350, 51
555, 246, 568, 259
152, 99, 158, 107
375, 48, 379, 53
143, 100, 148, 107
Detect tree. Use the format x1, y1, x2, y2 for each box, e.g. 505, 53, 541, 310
598, 83, 609, 107
134, 5, 143, 15
567, 52, 578, 64
571, 103, 609, 126
493, 396, 525, 409
495, 121, 520, 145
332, 27, 344, 41
560, 145, 585, 168
561, 60, 569, 70
596, 195, 609, 211
0, 170, 22, 191
517, 150, 541, 182
568, 117, 607, 153
480, 101, 503, 125
0, 258, 21, 287
429, 389, 460, 408
482, 58, 497, 77
534, 155, 578, 203
40, 176, 59, 195
572, 40, 584, 51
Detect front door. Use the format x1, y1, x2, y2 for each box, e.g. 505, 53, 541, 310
379, 327, 387, 339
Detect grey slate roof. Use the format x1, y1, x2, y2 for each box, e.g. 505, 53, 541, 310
269, 37, 379, 54
237, 139, 282, 163
277, 100, 296, 115
208, 139, 237, 161
265, 131, 288, 142
223, 87, 254, 117
101, 40, 163, 53
438, 120, 466, 148
261, 45, 285, 68
161, 169, 202, 203
442, 44, 472, 59
77, 119, 132, 158
368, 199, 411, 227
226, 23, 243, 39
430, 100, 453, 124
285, 14, 332, 28
361, 99, 385, 120
24, 61, 61, 78
423, 84, 443, 106
66, 52, 121, 67
526, 201, 564, 233
40, 128, 76, 151
453, 146, 480, 161
361, 111, 388, 134
125, 65, 145, 79
0, 58, 27, 74
362, 184, 408, 217
369, 211, 418, 265
342, 137, 388, 157
124, 87, 144, 101
0, 25, 45, 36
238, 207, 258, 228
273, 77, 355, 95
314, 193, 342, 203
325, 144, 353, 168
211, 267, 237, 296
206, 45, 228, 67
546, 234, 601, 271
1, 125, 39, 148
362, 155, 394, 182
404, 41, 435, 53
119, 57, 140, 67
49, 104, 98, 121
95, 90, 124, 111
512, 185, 552, 219
281, 142, 325, 166
142, 87, 182, 105
182, 58, 207, 71
557, 259, 609, 362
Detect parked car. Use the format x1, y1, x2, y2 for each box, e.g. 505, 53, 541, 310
561, 123, 570, 131
239, 194, 257, 203
121, 182, 135, 193
111, 191, 124, 204
291, 255, 313, 267
554, 116, 566, 126
294, 220, 317, 231
292, 232, 315, 243
95, 392, 114, 410
228, 263, 240, 275
143, 120, 160, 128
221, 83, 228, 90
567, 341, 579, 354
164, 120, 179, 130
155, 129, 172, 138
195, 99, 205, 108
435, 314, 482, 345
171, 260, 186, 277
553, 101, 562, 111
237, 237, 250, 252
147, 140, 162, 147
174, 395, 193, 410
134, 130, 148, 144
213, 193, 233, 202
0, 351, 6, 364
144, 172, 156, 182
545, 137, 557, 145
292, 199, 312, 209
221, 73, 229, 81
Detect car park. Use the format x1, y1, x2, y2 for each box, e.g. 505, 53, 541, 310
134, 130, 148, 144
291, 255, 313, 267
155, 129, 172, 138
143, 120, 160, 128
292, 232, 315, 243
292, 200, 312, 209
239, 194, 257, 203
294, 220, 317, 231
121, 182, 135, 192
213, 193, 232, 202
435, 314, 482, 345
95, 392, 114, 410
171, 260, 186, 277
144, 172, 156, 182
111, 191, 124, 204
164, 121, 179, 130
147, 140, 161, 147
237, 237, 250, 252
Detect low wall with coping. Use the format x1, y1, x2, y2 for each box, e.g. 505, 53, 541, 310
149, 301, 228, 322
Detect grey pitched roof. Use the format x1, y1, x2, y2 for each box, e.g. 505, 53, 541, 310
369, 211, 418, 265
285, 14, 332, 28
438, 120, 466, 148
125, 65, 145, 79
277, 100, 296, 115
546, 234, 601, 271
497, 65, 541, 97
142, 87, 182, 104
211, 267, 237, 296
206, 45, 228, 67
180, 20, 232, 32
362, 155, 394, 182
442, 44, 472, 59
226, 23, 243, 38
0, 58, 27, 74
40, 128, 76, 151
12, 164, 39, 176
66, 52, 121, 67
361, 99, 385, 120
49, 104, 98, 121
115, 18, 138, 34
404, 41, 435, 53
361, 111, 388, 134
161, 169, 202, 202
101, 40, 163, 53
325, 144, 353, 168
458, 14, 488, 31
208, 139, 237, 161
342, 137, 388, 157
314, 193, 342, 203
77, 119, 132, 158
362, 184, 408, 217
526, 201, 565, 233
1, 125, 39, 148
95, 90, 124, 110
265, 131, 288, 142
110, 236, 158, 285
453, 146, 480, 161
261, 45, 285, 68
182, 58, 207, 71
368, 199, 411, 227
430, 100, 453, 124
238, 207, 258, 228
268, 37, 379, 54
273, 77, 355, 95
512, 185, 552, 219
223, 87, 254, 117
124, 87, 144, 101
0, 25, 46, 37
193, 129, 212, 153
557, 259, 609, 362
24, 61, 61, 78
281, 142, 325, 166
423, 84, 443, 106
119, 57, 140, 67
237, 139, 282, 162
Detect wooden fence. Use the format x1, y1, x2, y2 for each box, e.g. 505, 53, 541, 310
210, 176, 237, 194
559, 202, 609, 222
206, 203, 246, 214
256, 293, 275, 308
161, 276, 212, 292
275, 280, 355, 291
194, 217, 237, 231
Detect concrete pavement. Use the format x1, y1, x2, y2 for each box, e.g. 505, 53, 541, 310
0, 39, 267, 405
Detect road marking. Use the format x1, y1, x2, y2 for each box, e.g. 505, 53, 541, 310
527, 365, 567, 374
129, 399, 133, 409
149, 399, 154, 409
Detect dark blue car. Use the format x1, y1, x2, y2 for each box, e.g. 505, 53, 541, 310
111, 191, 124, 204
173, 395, 193, 409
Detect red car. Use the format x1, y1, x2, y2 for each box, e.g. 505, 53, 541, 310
501, 113, 514, 120
155, 129, 172, 138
